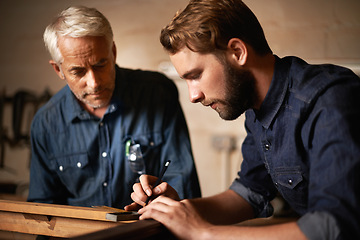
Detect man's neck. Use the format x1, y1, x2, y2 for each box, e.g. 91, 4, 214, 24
249, 53, 276, 109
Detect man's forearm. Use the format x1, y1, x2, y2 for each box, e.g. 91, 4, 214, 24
199, 221, 307, 240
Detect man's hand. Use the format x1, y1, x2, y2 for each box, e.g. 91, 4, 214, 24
137, 195, 306, 240
128, 189, 307, 239
124, 174, 180, 211
138, 196, 212, 239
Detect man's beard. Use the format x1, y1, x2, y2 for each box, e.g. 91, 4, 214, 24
75, 88, 110, 109
216, 62, 257, 120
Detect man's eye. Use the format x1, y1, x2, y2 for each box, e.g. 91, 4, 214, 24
72, 69, 85, 76
94, 64, 106, 70
189, 73, 201, 80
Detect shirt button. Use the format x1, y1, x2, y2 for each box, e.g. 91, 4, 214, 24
59, 166, 64, 171
103, 182, 108, 187
102, 152, 107, 158
99, 122, 104, 127
264, 143, 270, 151
150, 141, 154, 146
288, 179, 293, 185
77, 162, 82, 168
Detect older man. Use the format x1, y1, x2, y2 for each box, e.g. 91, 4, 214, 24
28, 6, 201, 209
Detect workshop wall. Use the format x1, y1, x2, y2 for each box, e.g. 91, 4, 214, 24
0, 0, 359, 199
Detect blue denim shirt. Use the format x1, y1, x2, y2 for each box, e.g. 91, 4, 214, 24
28, 66, 201, 208
230, 56, 360, 239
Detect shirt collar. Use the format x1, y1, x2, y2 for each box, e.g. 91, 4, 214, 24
255, 55, 290, 129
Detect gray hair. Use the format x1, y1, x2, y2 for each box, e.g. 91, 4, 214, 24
44, 6, 113, 64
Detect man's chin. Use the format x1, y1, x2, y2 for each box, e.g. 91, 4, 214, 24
83, 99, 110, 109
216, 108, 244, 121
219, 114, 239, 121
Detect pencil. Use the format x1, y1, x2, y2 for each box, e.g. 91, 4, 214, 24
144, 160, 171, 205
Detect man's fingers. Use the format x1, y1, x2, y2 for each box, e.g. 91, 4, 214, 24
153, 182, 181, 200
130, 191, 147, 206
139, 205, 164, 220
139, 174, 158, 196
138, 195, 178, 214
133, 182, 149, 200
124, 202, 141, 211
138, 198, 173, 220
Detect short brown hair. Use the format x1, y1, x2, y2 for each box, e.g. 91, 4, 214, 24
160, 0, 271, 55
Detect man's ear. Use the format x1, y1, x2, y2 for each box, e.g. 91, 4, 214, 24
112, 42, 117, 60
227, 38, 248, 66
49, 60, 65, 80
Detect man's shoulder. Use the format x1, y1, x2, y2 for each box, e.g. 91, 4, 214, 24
32, 86, 70, 128
281, 56, 360, 102
283, 56, 359, 86
118, 67, 177, 91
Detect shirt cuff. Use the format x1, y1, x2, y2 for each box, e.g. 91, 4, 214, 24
229, 180, 273, 218
297, 211, 340, 240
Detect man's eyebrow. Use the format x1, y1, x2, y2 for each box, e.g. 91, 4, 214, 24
69, 66, 84, 72
68, 59, 108, 72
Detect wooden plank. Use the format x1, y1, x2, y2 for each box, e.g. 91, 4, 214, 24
0, 200, 138, 222
0, 210, 126, 238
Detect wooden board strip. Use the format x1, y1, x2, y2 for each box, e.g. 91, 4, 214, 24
0, 200, 133, 222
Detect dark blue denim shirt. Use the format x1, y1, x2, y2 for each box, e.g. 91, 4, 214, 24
230, 56, 360, 239
28, 65, 201, 208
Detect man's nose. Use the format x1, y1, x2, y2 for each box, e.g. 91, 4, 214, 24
187, 81, 203, 103
85, 69, 100, 89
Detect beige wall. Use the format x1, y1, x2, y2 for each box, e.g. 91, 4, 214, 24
0, 0, 359, 198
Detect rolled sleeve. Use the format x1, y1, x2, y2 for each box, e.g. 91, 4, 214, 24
297, 211, 340, 240
230, 180, 273, 218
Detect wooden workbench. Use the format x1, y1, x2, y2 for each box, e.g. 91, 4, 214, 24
0, 200, 141, 238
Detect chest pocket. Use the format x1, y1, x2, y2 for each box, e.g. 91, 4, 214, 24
125, 132, 163, 157
51, 153, 96, 193
135, 132, 162, 151
124, 132, 163, 176
273, 167, 308, 212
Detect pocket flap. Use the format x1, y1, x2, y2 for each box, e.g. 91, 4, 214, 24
275, 167, 303, 189
124, 132, 163, 155
54, 153, 89, 171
